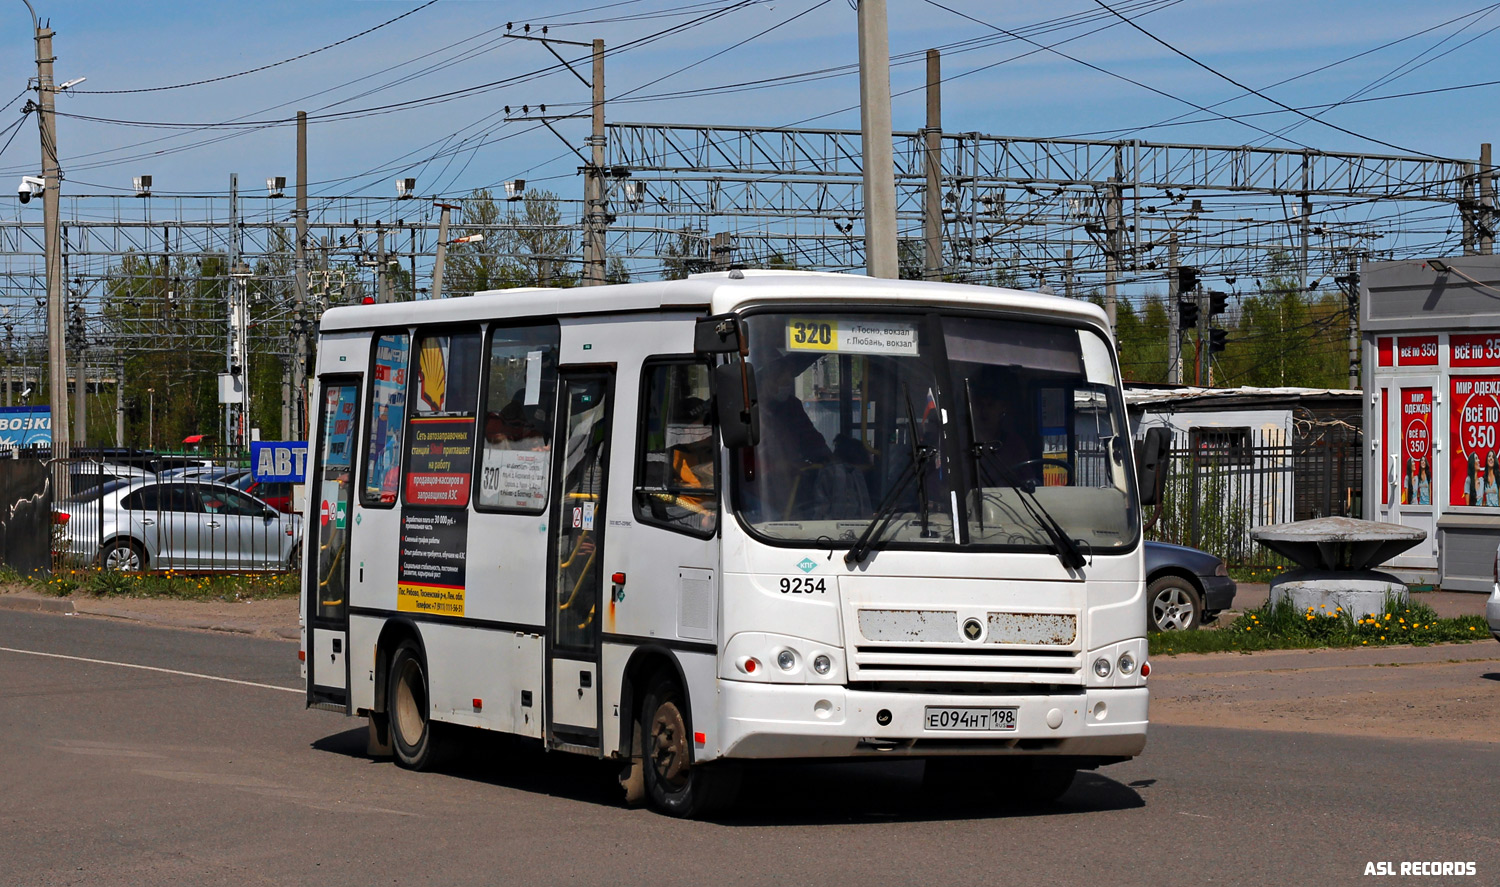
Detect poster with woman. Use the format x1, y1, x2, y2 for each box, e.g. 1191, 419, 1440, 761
1400, 387, 1432, 505
1448, 376, 1500, 507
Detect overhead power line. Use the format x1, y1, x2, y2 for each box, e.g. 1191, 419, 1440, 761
69, 1, 443, 95
1087, 0, 1458, 159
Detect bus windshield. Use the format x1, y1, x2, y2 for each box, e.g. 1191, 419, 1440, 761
731, 310, 1138, 553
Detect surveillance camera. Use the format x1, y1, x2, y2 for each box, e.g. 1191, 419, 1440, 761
21, 386, 32, 398
18, 176, 43, 204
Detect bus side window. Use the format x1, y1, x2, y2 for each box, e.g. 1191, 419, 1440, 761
475, 323, 560, 513
362, 331, 410, 507
403, 328, 483, 509
634, 360, 717, 536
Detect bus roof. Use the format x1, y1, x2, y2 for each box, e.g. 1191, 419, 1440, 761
317, 270, 1108, 333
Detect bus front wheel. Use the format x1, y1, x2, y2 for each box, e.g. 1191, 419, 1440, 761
640, 673, 740, 818
388, 640, 444, 771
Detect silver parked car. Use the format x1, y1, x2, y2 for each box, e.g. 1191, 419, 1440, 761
53, 478, 303, 572
1489, 543, 1500, 642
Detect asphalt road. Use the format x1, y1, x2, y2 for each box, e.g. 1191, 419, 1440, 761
2, 608, 1496, 887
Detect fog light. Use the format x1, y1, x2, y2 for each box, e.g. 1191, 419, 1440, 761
812, 654, 832, 675
1093, 657, 1112, 678
777, 650, 796, 671
1118, 652, 1136, 675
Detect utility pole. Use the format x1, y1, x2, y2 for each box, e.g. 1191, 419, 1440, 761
1196, 282, 1210, 386
376, 222, 392, 303
1167, 234, 1180, 385
31, 12, 68, 453
922, 48, 942, 280
115, 352, 124, 447
431, 202, 457, 299
1347, 258, 1360, 390
1463, 161, 1477, 255
1480, 142, 1494, 256
583, 38, 607, 286
65, 234, 84, 446
293, 110, 309, 439
226, 173, 241, 448
857, 0, 898, 279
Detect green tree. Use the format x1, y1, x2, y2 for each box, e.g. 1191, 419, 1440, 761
446, 188, 577, 293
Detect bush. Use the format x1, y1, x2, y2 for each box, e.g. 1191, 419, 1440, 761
25, 567, 298, 602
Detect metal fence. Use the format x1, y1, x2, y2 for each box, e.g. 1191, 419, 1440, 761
22, 445, 304, 574
1147, 427, 1363, 567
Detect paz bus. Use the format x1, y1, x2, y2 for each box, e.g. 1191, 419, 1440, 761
300, 270, 1163, 817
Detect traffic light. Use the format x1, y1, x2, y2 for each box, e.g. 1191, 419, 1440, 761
1176, 265, 1199, 294
1208, 327, 1228, 353
1208, 290, 1229, 316
1177, 298, 1199, 329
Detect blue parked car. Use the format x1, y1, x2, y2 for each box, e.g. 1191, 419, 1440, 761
1144, 540, 1238, 631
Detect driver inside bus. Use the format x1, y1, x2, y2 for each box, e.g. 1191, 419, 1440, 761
968, 377, 1040, 487
745, 356, 832, 521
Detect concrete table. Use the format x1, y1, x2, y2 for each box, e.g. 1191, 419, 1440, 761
1251, 517, 1426, 620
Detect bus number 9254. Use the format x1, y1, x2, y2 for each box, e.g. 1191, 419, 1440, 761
780, 576, 827, 594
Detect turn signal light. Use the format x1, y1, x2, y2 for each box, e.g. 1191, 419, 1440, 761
1141, 661, 1151, 677
52, 512, 69, 525
611, 572, 626, 585
298, 650, 306, 662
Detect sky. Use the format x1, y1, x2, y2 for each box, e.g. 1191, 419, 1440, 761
1, 0, 1497, 201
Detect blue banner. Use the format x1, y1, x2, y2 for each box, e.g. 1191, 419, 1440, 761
0, 406, 51, 447
251, 441, 310, 482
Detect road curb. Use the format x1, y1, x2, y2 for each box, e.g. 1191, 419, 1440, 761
0, 594, 75, 615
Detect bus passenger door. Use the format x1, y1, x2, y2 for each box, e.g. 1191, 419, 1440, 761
546, 370, 614, 748
307, 377, 361, 710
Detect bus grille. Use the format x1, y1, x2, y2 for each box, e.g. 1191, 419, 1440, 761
850, 608, 1082, 684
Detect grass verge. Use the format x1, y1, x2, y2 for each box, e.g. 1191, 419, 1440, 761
1150, 593, 1489, 655
1, 564, 297, 602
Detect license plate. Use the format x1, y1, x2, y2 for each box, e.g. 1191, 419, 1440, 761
924, 706, 1018, 732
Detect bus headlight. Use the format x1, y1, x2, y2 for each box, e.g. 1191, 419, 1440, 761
1117, 652, 1136, 675
776, 650, 797, 671
1093, 657, 1113, 678
812, 654, 832, 675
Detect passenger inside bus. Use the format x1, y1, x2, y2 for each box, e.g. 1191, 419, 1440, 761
485, 389, 549, 450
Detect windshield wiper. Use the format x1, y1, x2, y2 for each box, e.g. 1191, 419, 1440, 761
843, 443, 933, 566
964, 383, 1087, 571
845, 387, 936, 566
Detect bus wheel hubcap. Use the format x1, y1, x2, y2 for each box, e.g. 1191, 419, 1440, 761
650, 703, 688, 787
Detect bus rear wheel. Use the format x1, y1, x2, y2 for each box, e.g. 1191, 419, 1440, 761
640, 673, 740, 818
388, 640, 443, 771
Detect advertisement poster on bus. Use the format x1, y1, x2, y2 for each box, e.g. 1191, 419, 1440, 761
404, 416, 475, 506
1399, 388, 1432, 505
1449, 376, 1500, 507
366, 333, 409, 503
396, 509, 468, 617
324, 387, 355, 468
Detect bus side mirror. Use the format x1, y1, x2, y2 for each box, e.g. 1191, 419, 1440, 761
712, 361, 760, 448
1135, 426, 1171, 507
694, 314, 741, 354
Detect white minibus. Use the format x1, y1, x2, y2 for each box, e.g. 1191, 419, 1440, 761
301, 270, 1162, 817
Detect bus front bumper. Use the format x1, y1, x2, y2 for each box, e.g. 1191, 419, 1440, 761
715, 682, 1147, 761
